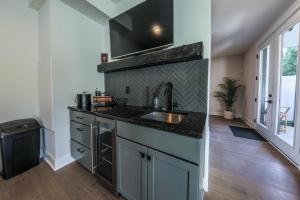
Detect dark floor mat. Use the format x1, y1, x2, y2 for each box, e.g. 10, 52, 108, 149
229, 126, 267, 141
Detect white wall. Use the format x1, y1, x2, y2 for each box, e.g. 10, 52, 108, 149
38, 0, 56, 167
210, 55, 244, 117
38, 0, 53, 130
37, 0, 107, 169
242, 45, 257, 127
114, 0, 145, 17
0, 0, 39, 123
51, 0, 106, 166
174, 0, 211, 59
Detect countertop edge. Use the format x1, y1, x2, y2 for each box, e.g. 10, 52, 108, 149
68, 106, 205, 139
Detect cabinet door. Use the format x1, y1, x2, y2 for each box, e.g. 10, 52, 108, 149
117, 137, 147, 200
147, 149, 200, 200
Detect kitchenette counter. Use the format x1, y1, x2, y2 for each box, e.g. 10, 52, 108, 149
68, 105, 206, 138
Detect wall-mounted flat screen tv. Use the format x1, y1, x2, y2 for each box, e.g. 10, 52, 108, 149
109, 0, 174, 59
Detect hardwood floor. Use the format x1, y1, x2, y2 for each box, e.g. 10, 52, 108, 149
0, 162, 119, 200
0, 116, 299, 200
205, 116, 300, 200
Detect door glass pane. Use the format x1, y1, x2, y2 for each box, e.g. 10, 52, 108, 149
258, 47, 270, 127
277, 23, 299, 147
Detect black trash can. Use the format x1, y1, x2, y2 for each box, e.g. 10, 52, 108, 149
0, 119, 41, 180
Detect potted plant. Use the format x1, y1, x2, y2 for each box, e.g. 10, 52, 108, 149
214, 77, 241, 119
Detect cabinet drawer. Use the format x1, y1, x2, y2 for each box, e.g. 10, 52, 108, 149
71, 140, 92, 172
117, 121, 200, 164
70, 121, 91, 148
70, 111, 94, 126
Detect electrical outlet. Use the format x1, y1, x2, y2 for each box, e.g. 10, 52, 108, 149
126, 86, 130, 94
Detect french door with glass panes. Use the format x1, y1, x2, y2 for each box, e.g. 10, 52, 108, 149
271, 19, 300, 164
256, 18, 300, 165
255, 38, 275, 138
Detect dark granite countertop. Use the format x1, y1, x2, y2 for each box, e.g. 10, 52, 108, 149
68, 105, 206, 139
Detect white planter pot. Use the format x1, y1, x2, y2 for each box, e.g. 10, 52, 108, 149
224, 110, 234, 120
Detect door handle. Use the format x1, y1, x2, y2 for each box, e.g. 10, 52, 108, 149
140, 152, 145, 158
265, 100, 272, 104
76, 116, 84, 119
76, 128, 84, 132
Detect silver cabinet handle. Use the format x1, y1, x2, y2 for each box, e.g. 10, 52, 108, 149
90, 123, 97, 174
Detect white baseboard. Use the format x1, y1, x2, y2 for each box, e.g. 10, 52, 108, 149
55, 154, 75, 171
210, 111, 242, 119
209, 111, 222, 116
44, 151, 56, 171
44, 151, 74, 171
241, 117, 254, 128
235, 114, 242, 118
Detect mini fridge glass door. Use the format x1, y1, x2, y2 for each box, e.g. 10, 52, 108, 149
96, 117, 116, 184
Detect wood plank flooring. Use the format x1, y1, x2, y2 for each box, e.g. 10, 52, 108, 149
0, 162, 119, 200
0, 116, 299, 200
205, 116, 300, 200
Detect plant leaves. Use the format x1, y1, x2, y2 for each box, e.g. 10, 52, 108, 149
213, 77, 242, 111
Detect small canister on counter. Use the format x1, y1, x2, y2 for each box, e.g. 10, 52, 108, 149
75, 92, 91, 110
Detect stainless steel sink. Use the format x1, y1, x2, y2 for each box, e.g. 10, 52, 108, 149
141, 111, 185, 124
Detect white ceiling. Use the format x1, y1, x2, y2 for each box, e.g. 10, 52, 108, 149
212, 0, 295, 58
57, 0, 144, 25
85, 0, 144, 18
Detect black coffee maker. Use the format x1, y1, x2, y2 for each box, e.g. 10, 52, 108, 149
75, 92, 91, 110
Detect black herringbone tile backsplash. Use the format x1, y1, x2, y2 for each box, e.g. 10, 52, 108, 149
105, 59, 208, 113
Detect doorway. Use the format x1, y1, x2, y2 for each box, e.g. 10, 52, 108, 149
256, 39, 275, 138
276, 23, 299, 147
256, 20, 300, 165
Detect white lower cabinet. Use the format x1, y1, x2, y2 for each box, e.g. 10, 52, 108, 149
117, 137, 200, 200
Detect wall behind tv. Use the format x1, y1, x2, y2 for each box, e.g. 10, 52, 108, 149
105, 59, 208, 113
173, 0, 211, 59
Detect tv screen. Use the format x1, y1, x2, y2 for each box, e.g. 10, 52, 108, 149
109, 0, 174, 59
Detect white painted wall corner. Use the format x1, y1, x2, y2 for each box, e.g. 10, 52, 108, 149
44, 151, 56, 171
241, 117, 255, 129
44, 151, 74, 171
54, 154, 75, 171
